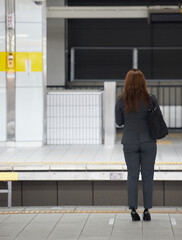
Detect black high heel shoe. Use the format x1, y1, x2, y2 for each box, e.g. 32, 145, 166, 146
143, 210, 151, 221
131, 210, 140, 221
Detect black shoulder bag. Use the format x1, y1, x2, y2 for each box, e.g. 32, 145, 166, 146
148, 96, 168, 140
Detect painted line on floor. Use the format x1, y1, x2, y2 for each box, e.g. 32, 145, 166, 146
170, 218, 177, 225
0, 210, 180, 214
74, 210, 125, 213
0, 211, 21, 214
22, 210, 73, 214
0, 161, 126, 165
108, 218, 115, 225
127, 210, 179, 214
156, 162, 182, 165
157, 140, 172, 144
0, 172, 18, 181
0, 161, 182, 165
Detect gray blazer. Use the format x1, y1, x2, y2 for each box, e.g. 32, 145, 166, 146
115, 94, 158, 144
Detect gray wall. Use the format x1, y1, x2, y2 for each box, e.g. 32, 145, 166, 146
67, 0, 180, 6
67, 19, 182, 81
47, 0, 65, 86
47, 0, 65, 7
0, 181, 182, 207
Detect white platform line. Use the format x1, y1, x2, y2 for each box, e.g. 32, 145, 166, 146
170, 218, 176, 225
108, 218, 115, 225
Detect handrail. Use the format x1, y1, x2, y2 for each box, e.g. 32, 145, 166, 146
73, 47, 182, 50
70, 47, 182, 81
47, 85, 182, 89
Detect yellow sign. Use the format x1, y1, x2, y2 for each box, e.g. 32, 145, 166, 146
0, 52, 42, 72
7, 53, 14, 69
0, 172, 18, 181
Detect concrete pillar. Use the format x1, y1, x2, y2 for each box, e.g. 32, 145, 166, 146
6, 0, 16, 142
12, 0, 45, 147
0, 0, 6, 143
14, 0, 45, 147
104, 82, 116, 145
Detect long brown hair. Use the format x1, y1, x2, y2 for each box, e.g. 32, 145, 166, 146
122, 69, 150, 113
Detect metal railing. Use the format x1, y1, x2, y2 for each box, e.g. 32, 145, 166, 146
116, 85, 182, 129
70, 47, 182, 81
48, 84, 182, 129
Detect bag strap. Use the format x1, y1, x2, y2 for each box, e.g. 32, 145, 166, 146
149, 95, 156, 112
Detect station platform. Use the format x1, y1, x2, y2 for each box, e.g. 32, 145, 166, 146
0, 206, 182, 240
0, 131, 182, 208
0, 132, 182, 181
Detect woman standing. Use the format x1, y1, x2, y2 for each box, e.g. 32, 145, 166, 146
115, 69, 159, 221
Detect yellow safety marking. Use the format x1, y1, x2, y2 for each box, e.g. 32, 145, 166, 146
0, 52, 6, 71
0, 52, 42, 72
16, 52, 42, 72
157, 140, 172, 145
0, 210, 181, 214
181, 9, 182, 13
74, 210, 125, 213
22, 210, 73, 214
0, 211, 22, 214
126, 210, 178, 214
0, 161, 125, 165
156, 162, 182, 165
0, 161, 182, 165
150, 210, 178, 214
0, 172, 18, 181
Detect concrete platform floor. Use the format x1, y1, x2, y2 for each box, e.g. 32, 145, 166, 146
0, 206, 182, 240
0, 132, 182, 172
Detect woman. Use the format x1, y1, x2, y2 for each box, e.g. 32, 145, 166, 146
115, 69, 159, 221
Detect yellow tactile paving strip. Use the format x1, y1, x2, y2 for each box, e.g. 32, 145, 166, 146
0, 161, 181, 165
157, 140, 172, 144
0, 140, 180, 166
0, 209, 181, 214
0, 162, 182, 165
0, 172, 18, 181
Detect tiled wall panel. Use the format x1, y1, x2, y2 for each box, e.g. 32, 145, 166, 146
16, 23, 42, 52
47, 92, 103, 145
0, 87, 6, 141
15, 1, 43, 143
15, 0, 42, 23
0, 0, 5, 22
16, 88, 43, 141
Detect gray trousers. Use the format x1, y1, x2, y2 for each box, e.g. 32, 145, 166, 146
123, 141, 157, 210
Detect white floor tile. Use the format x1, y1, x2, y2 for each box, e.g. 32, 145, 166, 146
0, 132, 181, 174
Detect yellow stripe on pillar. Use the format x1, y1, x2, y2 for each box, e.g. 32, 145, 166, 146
0, 52, 42, 72
0, 52, 6, 71
0, 172, 18, 181
16, 52, 42, 72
